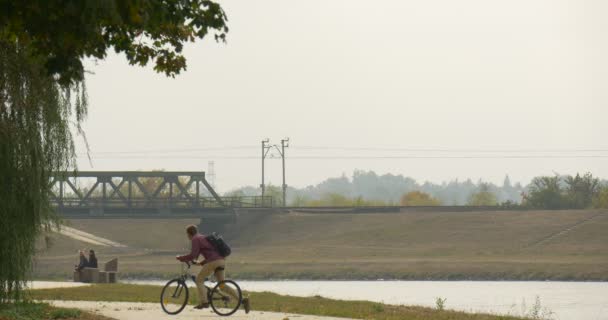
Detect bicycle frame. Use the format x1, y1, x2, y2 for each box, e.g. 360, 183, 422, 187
178, 261, 218, 293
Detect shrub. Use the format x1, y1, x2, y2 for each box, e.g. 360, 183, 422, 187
400, 191, 441, 206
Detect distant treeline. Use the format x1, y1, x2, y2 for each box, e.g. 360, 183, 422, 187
225, 170, 608, 209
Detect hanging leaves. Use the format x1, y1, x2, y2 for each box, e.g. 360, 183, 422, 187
0, 0, 229, 85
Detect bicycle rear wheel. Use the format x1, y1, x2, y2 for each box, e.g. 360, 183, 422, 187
210, 280, 242, 316
160, 279, 189, 315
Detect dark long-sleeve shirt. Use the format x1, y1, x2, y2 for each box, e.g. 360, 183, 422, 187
177, 234, 222, 263
76, 256, 88, 271
88, 256, 98, 268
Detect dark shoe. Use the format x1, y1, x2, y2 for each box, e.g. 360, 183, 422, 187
242, 297, 250, 314
194, 303, 209, 309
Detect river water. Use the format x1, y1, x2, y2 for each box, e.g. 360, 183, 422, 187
125, 280, 608, 320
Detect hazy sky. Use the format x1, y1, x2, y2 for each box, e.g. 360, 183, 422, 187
76, 0, 608, 192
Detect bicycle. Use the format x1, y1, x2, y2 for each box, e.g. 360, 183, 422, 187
160, 261, 242, 316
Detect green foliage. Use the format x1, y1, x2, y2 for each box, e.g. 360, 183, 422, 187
265, 185, 284, 207
435, 297, 447, 311
526, 173, 600, 209
564, 173, 600, 209
467, 184, 497, 206
50, 308, 81, 319
318, 193, 353, 206
526, 176, 564, 209
0, 302, 47, 320
0, 302, 84, 320
296, 193, 389, 206
523, 296, 554, 320
593, 186, 608, 208
372, 303, 385, 312
400, 191, 442, 206
0, 40, 86, 303
0, 1, 228, 85
290, 194, 311, 206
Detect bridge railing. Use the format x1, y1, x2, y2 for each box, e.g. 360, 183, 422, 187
53, 196, 273, 209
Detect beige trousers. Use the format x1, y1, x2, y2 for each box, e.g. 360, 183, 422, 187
195, 259, 239, 304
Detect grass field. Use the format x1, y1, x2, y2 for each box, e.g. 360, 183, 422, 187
28, 283, 527, 320
0, 302, 112, 320
33, 209, 608, 280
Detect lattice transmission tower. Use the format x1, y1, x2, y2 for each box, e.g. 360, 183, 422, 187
207, 161, 216, 189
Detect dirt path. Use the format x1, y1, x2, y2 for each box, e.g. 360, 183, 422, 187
48, 300, 355, 320
55, 225, 127, 248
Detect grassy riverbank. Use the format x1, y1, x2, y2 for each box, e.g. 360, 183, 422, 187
0, 302, 112, 320
28, 283, 528, 320
34, 209, 608, 281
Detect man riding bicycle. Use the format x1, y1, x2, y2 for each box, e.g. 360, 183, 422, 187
176, 224, 250, 313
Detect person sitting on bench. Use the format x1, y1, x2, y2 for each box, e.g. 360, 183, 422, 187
74, 250, 88, 272
87, 249, 98, 268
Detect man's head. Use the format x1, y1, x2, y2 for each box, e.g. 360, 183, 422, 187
89, 249, 95, 257
186, 224, 198, 240
79, 250, 84, 257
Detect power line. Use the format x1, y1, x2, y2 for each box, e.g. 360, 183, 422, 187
78, 146, 257, 155
296, 146, 608, 153
78, 146, 608, 156
77, 154, 608, 160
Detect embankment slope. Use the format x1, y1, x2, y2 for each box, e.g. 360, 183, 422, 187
34, 209, 608, 280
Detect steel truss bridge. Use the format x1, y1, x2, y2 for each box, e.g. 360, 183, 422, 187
50, 171, 271, 217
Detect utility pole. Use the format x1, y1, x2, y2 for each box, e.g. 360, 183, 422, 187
207, 161, 216, 189
260, 139, 271, 201
274, 138, 289, 207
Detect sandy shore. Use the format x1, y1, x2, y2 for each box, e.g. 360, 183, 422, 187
48, 300, 354, 320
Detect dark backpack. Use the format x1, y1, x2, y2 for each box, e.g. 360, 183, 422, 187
206, 232, 231, 257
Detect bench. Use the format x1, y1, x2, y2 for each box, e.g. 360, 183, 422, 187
73, 258, 119, 283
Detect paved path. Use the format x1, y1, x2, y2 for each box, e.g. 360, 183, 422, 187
28, 281, 90, 289
48, 300, 354, 320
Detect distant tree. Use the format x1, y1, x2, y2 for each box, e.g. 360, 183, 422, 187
265, 185, 283, 207
224, 170, 529, 206
400, 191, 441, 206
525, 176, 565, 209
224, 190, 246, 197
503, 175, 512, 189
564, 173, 600, 209
497, 175, 522, 204
296, 192, 388, 207
467, 184, 498, 206
316, 174, 353, 198
319, 193, 353, 206
593, 186, 608, 209
290, 194, 310, 207
525, 173, 600, 209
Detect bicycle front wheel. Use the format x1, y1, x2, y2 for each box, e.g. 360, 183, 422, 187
160, 279, 189, 315
210, 280, 242, 316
